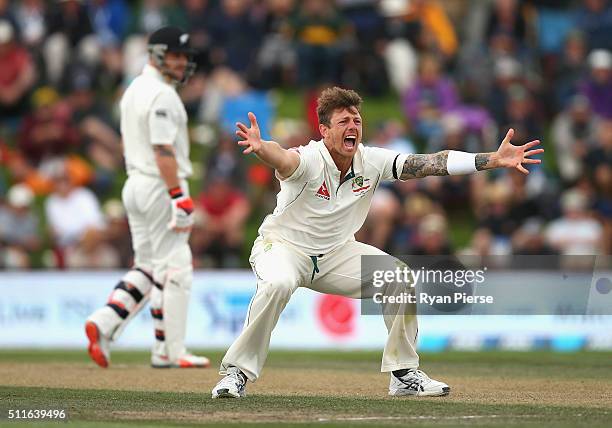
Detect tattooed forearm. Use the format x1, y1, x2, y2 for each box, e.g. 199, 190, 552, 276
400, 151, 449, 179
475, 153, 492, 171
153, 145, 175, 157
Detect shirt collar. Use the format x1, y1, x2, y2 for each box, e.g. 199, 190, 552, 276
142, 63, 166, 83
316, 139, 364, 178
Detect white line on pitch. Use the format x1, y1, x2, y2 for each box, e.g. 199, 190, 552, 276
317, 414, 539, 422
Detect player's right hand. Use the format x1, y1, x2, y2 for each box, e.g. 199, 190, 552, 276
236, 112, 263, 155
167, 187, 194, 232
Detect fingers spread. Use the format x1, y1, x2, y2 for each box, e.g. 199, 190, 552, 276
236, 130, 248, 140
248, 112, 259, 129
243, 146, 253, 154
524, 148, 544, 157
524, 140, 542, 150
523, 158, 542, 164
516, 163, 529, 174
236, 122, 248, 133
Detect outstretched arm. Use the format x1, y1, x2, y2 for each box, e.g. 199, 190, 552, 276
236, 112, 300, 179
399, 129, 543, 180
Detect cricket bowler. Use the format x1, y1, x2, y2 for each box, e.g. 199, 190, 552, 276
85, 26, 209, 369
212, 87, 543, 398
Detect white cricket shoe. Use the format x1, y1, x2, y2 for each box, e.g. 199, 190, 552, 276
211, 367, 247, 398
389, 368, 450, 397
85, 321, 110, 368
151, 352, 211, 368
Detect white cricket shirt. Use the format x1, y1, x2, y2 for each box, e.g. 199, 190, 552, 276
258, 139, 408, 255
120, 64, 192, 178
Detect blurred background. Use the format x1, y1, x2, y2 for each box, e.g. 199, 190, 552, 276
0, 0, 610, 351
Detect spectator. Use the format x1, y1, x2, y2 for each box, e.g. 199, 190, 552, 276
512, 218, 557, 256
18, 86, 80, 168
545, 188, 604, 255
285, 0, 350, 87
184, 0, 213, 74
534, 0, 574, 56
391, 193, 439, 254
411, 213, 453, 255
402, 54, 458, 140
208, 0, 264, 75
205, 132, 247, 186
64, 67, 122, 194
380, 0, 419, 93
43, 0, 98, 85
101, 198, 132, 268
485, 0, 528, 48
13, 0, 48, 50
192, 174, 251, 268
44, 161, 106, 265
0, 183, 41, 268
403, 0, 458, 59
584, 119, 612, 187
199, 67, 275, 140
486, 56, 523, 124
574, 0, 612, 51
337, 0, 388, 94
370, 119, 416, 154
553, 30, 588, 107
253, 0, 297, 88
579, 49, 612, 119
128, 0, 187, 35
0, 0, 17, 31
476, 181, 515, 254
357, 187, 400, 252
502, 84, 542, 146
0, 19, 36, 126
403, 54, 493, 143
88, 0, 130, 47
552, 94, 599, 183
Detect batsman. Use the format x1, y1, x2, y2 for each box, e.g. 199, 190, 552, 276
212, 87, 543, 398
85, 27, 209, 369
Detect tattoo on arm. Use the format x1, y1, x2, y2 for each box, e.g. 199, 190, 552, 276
153, 145, 175, 158
400, 151, 449, 179
475, 153, 492, 171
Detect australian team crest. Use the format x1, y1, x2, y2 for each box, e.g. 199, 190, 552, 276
352, 175, 371, 196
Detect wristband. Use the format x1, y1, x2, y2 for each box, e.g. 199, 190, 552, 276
447, 150, 477, 175
168, 186, 183, 199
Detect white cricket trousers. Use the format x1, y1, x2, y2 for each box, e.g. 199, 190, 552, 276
88, 174, 193, 362
220, 236, 419, 381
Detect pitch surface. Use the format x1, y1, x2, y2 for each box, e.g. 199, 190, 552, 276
1, 350, 611, 427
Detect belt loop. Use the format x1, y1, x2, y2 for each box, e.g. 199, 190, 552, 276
310, 255, 320, 283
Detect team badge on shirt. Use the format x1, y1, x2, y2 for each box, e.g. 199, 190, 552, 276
316, 181, 330, 200
352, 176, 371, 196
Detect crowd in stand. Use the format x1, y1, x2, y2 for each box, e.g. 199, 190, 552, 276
0, 0, 610, 269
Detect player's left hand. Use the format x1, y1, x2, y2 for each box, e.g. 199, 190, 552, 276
167, 189, 194, 232
494, 128, 544, 174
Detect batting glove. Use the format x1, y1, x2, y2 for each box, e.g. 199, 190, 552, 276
167, 187, 194, 231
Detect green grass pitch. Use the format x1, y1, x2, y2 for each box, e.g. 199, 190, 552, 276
1, 349, 611, 427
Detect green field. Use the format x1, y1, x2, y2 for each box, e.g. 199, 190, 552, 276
1, 350, 611, 427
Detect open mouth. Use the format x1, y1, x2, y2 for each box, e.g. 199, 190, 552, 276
343, 135, 357, 150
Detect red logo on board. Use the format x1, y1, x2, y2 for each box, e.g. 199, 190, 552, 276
317, 295, 355, 337
315, 181, 330, 200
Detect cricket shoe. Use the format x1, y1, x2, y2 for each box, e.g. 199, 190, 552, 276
151, 352, 210, 368
211, 366, 247, 398
85, 321, 110, 368
389, 368, 450, 397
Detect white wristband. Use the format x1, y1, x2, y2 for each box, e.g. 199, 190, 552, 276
447, 150, 477, 175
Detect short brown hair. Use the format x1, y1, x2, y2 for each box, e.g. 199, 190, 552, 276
316, 87, 363, 126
